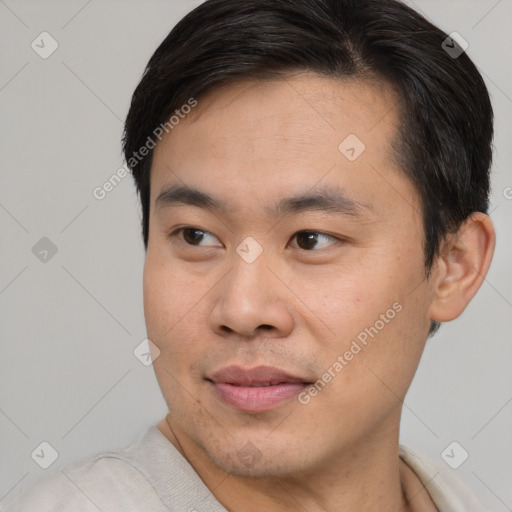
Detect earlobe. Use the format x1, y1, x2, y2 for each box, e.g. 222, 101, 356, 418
429, 212, 496, 323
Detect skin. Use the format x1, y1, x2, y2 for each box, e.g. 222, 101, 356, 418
143, 73, 495, 511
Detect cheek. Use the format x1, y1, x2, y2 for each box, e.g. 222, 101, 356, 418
143, 254, 195, 330
298, 267, 399, 343
143, 258, 189, 358
342, 283, 430, 404
143, 260, 170, 337
311, 254, 429, 385
143, 254, 210, 368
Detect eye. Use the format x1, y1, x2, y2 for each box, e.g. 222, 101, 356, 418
172, 227, 222, 247
290, 231, 339, 251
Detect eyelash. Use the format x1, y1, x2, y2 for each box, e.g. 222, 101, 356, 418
168, 226, 341, 251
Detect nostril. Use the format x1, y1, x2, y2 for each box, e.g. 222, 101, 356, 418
259, 324, 273, 330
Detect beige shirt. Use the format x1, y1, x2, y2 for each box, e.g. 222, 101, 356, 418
2, 426, 487, 512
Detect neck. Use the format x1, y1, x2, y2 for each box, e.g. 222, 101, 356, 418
157, 417, 414, 512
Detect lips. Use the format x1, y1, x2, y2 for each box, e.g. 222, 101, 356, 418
207, 365, 312, 412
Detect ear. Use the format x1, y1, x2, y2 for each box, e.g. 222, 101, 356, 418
429, 212, 496, 323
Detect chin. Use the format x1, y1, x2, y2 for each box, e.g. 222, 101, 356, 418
200, 435, 313, 479
208, 451, 296, 478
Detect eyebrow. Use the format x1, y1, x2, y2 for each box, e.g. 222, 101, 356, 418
155, 184, 371, 218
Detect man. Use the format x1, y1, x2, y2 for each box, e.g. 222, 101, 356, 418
5, 0, 495, 510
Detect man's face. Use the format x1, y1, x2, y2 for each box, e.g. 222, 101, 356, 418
144, 74, 436, 477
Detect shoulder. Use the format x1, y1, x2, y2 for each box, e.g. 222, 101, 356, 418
2, 447, 167, 512
399, 444, 487, 512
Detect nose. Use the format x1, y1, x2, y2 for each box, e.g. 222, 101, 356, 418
209, 255, 295, 340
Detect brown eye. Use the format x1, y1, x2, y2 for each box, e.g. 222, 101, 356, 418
178, 227, 221, 247
182, 228, 206, 245
292, 231, 338, 251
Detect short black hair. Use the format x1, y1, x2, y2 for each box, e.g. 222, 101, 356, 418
123, 0, 493, 334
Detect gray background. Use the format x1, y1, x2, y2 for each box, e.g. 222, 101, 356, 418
0, 0, 510, 509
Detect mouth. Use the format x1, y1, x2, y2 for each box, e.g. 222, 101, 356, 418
207, 365, 313, 413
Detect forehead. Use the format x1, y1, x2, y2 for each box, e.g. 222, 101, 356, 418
181, 73, 398, 153
150, 73, 415, 219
